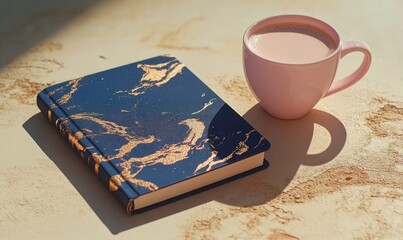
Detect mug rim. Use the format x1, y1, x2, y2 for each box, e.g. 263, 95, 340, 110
243, 14, 342, 66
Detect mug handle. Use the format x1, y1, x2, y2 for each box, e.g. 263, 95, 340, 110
325, 41, 372, 97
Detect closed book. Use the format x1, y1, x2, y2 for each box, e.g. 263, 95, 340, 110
37, 55, 271, 214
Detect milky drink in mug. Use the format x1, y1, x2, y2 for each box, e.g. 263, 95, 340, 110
243, 15, 372, 119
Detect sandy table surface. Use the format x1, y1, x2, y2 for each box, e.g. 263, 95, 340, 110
1, 0, 402, 239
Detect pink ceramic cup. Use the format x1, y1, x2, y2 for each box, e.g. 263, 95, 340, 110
243, 15, 372, 119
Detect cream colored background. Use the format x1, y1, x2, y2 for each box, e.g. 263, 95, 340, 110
1, 0, 402, 239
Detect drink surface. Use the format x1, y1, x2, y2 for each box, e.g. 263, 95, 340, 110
249, 23, 336, 64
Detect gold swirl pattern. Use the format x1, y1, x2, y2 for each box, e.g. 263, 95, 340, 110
47, 110, 159, 180
193, 130, 255, 173
255, 136, 266, 149
109, 173, 126, 191
57, 118, 72, 137
66, 113, 158, 177
106, 118, 207, 191
192, 98, 216, 115
110, 136, 159, 160
91, 152, 109, 175
47, 110, 52, 122
127, 199, 135, 213
69, 113, 129, 136
68, 131, 85, 153
84, 146, 95, 164
120, 118, 205, 169
68, 112, 157, 156
47, 77, 83, 105
131, 59, 185, 96
109, 167, 158, 191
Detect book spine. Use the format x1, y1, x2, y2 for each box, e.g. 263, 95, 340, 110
37, 91, 137, 213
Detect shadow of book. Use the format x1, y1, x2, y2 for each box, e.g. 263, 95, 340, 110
22, 103, 266, 234
23, 103, 346, 234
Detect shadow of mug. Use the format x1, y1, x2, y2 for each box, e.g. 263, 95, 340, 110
217, 104, 347, 207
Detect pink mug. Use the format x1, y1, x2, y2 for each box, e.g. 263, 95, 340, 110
243, 15, 372, 119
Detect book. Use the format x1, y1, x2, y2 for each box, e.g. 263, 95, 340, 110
37, 55, 271, 214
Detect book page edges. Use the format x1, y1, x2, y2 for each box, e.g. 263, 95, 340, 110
133, 152, 265, 210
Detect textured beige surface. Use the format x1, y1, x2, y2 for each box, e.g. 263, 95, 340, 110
1, 0, 402, 239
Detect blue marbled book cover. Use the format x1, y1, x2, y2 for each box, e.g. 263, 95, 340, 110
37, 55, 270, 214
